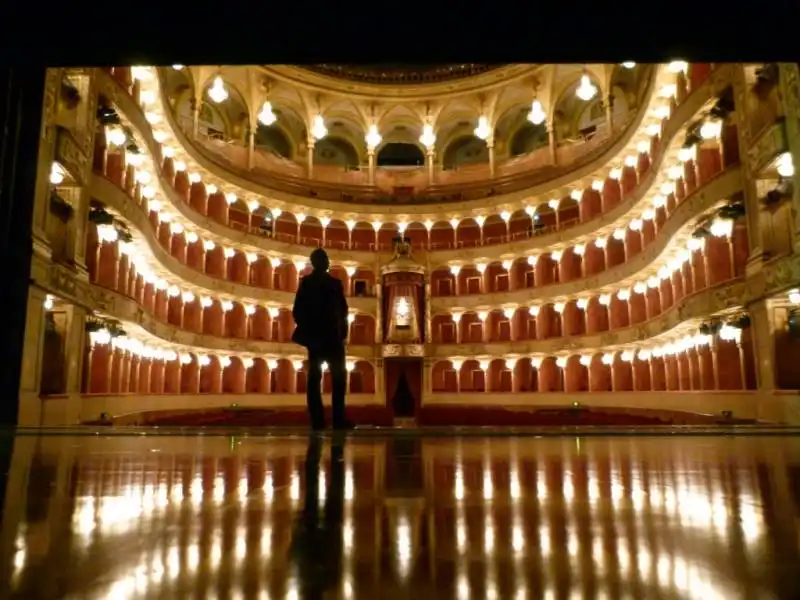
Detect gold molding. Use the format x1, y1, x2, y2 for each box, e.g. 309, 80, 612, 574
259, 64, 544, 102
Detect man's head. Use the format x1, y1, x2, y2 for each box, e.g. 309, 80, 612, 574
310, 248, 330, 272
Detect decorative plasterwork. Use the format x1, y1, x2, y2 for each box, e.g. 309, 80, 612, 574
100, 65, 700, 224
151, 68, 658, 214
92, 175, 378, 315
92, 173, 376, 268
261, 64, 543, 101
32, 254, 377, 360
430, 278, 745, 359
382, 344, 425, 358
431, 167, 743, 311
747, 120, 788, 174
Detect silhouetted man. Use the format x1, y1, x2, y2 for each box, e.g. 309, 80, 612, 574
292, 248, 353, 430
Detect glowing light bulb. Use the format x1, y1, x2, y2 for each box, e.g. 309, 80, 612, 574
668, 60, 689, 73
106, 127, 126, 146
49, 162, 65, 184
207, 76, 229, 103
365, 123, 382, 149
528, 99, 546, 125
419, 122, 436, 148
474, 115, 491, 140
311, 114, 327, 140
258, 101, 277, 126
576, 73, 598, 101
777, 152, 794, 177
700, 119, 723, 140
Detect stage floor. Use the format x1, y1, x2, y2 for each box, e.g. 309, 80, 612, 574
1, 429, 799, 599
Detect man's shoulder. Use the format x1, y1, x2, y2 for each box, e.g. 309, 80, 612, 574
299, 272, 342, 290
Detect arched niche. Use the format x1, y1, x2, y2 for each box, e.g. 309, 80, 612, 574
163, 68, 194, 109
432, 360, 457, 392
442, 135, 489, 169
376, 142, 425, 167
575, 98, 606, 135
314, 136, 360, 168
609, 64, 644, 117
509, 122, 549, 156
174, 76, 250, 143
350, 361, 375, 394
430, 266, 456, 297
432, 314, 457, 343
459, 359, 483, 392
255, 123, 293, 158
274, 358, 295, 393
176, 94, 228, 139
350, 314, 375, 345
552, 75, 603, 143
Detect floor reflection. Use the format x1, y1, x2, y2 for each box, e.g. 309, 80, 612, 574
1, 433, 799, 599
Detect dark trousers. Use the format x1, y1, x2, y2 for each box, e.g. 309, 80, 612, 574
306, 344, 347, 426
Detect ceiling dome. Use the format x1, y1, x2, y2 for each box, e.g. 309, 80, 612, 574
301, 64, 503, 85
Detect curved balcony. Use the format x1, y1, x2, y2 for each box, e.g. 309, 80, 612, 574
430, 167, 744, 309
91, 174, 378, 315
151, 66, 660, 206
431, 277, 745, 359
97, 64, 731, 264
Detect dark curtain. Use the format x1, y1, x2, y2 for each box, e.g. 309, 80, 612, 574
385, 359, 423, 417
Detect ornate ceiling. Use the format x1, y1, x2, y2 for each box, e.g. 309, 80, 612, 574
300, 64, 503, 85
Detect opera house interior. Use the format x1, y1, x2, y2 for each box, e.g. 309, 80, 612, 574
17, 61, 800, 427
4, 62, 800, 600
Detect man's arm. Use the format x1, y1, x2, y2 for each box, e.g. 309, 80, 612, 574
292, 278, 307, 326
336, 279, 349, 339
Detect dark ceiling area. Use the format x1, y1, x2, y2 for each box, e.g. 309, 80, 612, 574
302, 64, 502, 84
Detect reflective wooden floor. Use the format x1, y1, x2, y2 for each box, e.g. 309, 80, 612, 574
1, 432, 799, 599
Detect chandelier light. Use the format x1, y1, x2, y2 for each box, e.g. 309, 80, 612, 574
311, 114, 327, 140
699, 119, 723, 140
365, 124, 382, 149
106, 127, 127, 146
678, 146, 696, 162
258, 101, 277, 126
653, 105, 671, 119
49, 163, 65, 185
709, 218, 733, 238
719, 324, 741, 343
668, 61, 689, 73
528, 99, 546, 125
776, 152, 794, 177
207, 76, 229, 103
575, 73, 597, 101
420, 123, 436, 148
474, 115, 491, 140
659, 84, 678, 98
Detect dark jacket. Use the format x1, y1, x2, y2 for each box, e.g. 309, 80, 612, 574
292, 271, 349, 352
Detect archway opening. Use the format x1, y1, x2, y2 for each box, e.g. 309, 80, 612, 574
510, 122, 549, 156
313, 136, 359, 168
376, 142, 425, 166
442, 135, 489, 169
255, 124, 292, 158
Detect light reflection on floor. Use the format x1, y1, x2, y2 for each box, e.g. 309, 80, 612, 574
1, 433, 799, 599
